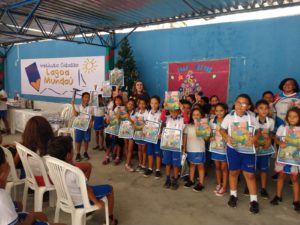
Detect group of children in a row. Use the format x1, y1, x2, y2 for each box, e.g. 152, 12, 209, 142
71, 79, 300, 215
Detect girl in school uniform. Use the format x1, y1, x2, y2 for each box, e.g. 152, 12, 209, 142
93, 94, 106, 151
209, 103, 228, 197
144, 96, 162, 179
134, 98, 149, 173
270, 107, 300, 212
183, 108, 208, 192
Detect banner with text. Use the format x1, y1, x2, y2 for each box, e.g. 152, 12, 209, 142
21, 56, 105, 98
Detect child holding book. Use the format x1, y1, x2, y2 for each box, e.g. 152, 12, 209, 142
144, 96, 162, 178
93, 94, 105, 151
220, 94, 260, 214
71, 92, 94, 162
47, 136, 118, 224
270, 107, 300, 212
183, 108, 208, 192
210, 103, 228, 197
134, 98, 149, 173
254, 100, 275, 199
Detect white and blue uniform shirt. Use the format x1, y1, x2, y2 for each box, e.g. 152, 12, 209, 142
147, 109, 161, 122
134, 110, 149, 122
256, 116, 275, 132
0, 189, 18, 225
184, 124, 205, 153
93, 106, 105, 117
166, 115, 185, 130
75, 104, 93, 115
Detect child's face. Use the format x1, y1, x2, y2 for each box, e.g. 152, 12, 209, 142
182, 103, 191, 114
150, 98, 159, 111
115, 98, 122, 106
82, 94, 90, 105
234, 97, 249, 116
287, 111, 299, 126
215, 106, 226, 119
186, 96, 194, 103
0, 160, 10, 187
283, 80, 296, 94
170, 110, 180, 118
263, 93, 274, 104
209, 106, 216, 115
136, 82, 144, 93
126, 101, 134, 111
210, 97, 219, 105
256, 104, 269, 119
98, 96, 103, 104
138, 100, 146, 110
192, 110, 201, 120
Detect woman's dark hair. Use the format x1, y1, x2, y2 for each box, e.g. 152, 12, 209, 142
187, 94, 196, 103
278, 78, 299, 92
255, 99, 269, 108
262, 91, 274, 98
137, 97, 147, 106
210, 95, 219, 101
0, 146, 5, 166
215, 103, 229, 113
201, 96, 209, 104
150, 95, 161, 104
22, 116, 54, 156
235, 93, 254, 111
189, 107, 205, 124
113, 96, 123, 110
285, 107, 300, 126
47, 136, 73, 161
81, 92, 90, 98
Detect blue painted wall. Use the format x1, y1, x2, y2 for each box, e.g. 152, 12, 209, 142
3, 15, 300, 105
117, 15, 300, 105
4, 40, 106, 103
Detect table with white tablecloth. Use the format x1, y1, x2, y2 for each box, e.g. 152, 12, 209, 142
8, 108, 61, 134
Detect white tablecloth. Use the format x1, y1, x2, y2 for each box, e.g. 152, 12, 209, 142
8, 108, 60, 134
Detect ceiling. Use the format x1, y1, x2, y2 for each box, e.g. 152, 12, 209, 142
0, 0, 300, 47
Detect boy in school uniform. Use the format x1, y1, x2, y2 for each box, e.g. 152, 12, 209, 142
71, 92, 94, 162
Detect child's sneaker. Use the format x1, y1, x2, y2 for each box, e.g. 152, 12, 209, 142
171, 179, 179, 190
83, 152, 90, 160
155, 170, 162, 179
143, 169, 153, 177
184, 180, 195, 188
135, 165, 142, 172
125, 164, 135, 172
193, 183, 204, 192
214, 184, 221, 193
139, 166, 146, 174
270, 195, 282, 205
114, 157, 120, 165
75, 154, 81, 162
249, 201, 259, 214
215, 187, 227, 197
293, 201, 300, 212
102, 157, 110, 165
164, 179, 171, 189
228, 195, 238, 208
260, 188, 269, 199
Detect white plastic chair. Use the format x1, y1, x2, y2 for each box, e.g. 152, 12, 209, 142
2, 146, 26, 199
44, 156, 109, 225
58, 104, 76, 148
15, 142, 56, 211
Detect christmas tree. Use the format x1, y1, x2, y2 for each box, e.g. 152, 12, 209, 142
115, 37, 139, 96
179, 70, 202, 98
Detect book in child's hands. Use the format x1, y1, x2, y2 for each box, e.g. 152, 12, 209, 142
230, 121, 255, 154
118, 106, 127, 122
209, 123, 226, 155
89, 91, 99, 107
160, 128, 183, 152
102, 81, 112, 98
277, 126, 300, 166
118, 120, 134, 139
104, 112, 119, 136
72, 113, 91, 131
143, 121, 161, 144
164, 91, 180, 110
133, 116, 145, 140
256, 128, 275, 156
194, 118, 211, 138
109, 68, 124, 87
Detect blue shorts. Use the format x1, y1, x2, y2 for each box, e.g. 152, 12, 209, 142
147, 141, 162, 157
187, 152, 206, 164
211, 152, 227, 162
75, 128, 91, 143
227, 146, 256, 173
93, 116, 104, 131
136, 140, 147, 145
75, 184, 112, 208
14, 213, 48, 225
162, 150, 181, 167
0, 110, 7, 119
256, 155, 270, 172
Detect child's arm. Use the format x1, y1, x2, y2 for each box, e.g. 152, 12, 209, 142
160, 108, 167, 122
182, 133, 187, 153
71, 101, 79, 117
87, 185, 105, 209
220, 128, 232, 145
182, 111, 189, 124
16, 212, 48, 225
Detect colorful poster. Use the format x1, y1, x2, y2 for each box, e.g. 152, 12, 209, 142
160, 128, 183, 152
21, 56, 105, 98
168, 59, 230, 101
109, 68, 124, 87
164, 91, 180, 110
230, 122, 255, 154
102, 81, 112, 98
209, 124, 226, 155
133, 116, 145, 140
143, 121, 161, 144
118, 120, 134, 139
72, 113, 91, 131
104, 112, 119, 136
277, 126, 300, 166
194, 118, 211, 138
256, 128, 275, 156
90, 91, 99, 107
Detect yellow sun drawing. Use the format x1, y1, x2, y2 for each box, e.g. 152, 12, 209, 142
82, 58, 97, 73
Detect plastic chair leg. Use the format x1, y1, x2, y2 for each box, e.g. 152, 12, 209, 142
104, 198, 110, 225
22, 183, 29, 211
34, 189, 45, 211
54, 204, 60, 223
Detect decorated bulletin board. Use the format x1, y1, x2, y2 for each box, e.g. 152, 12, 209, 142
21, 56, 105, 98
168, 59, 230, 102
